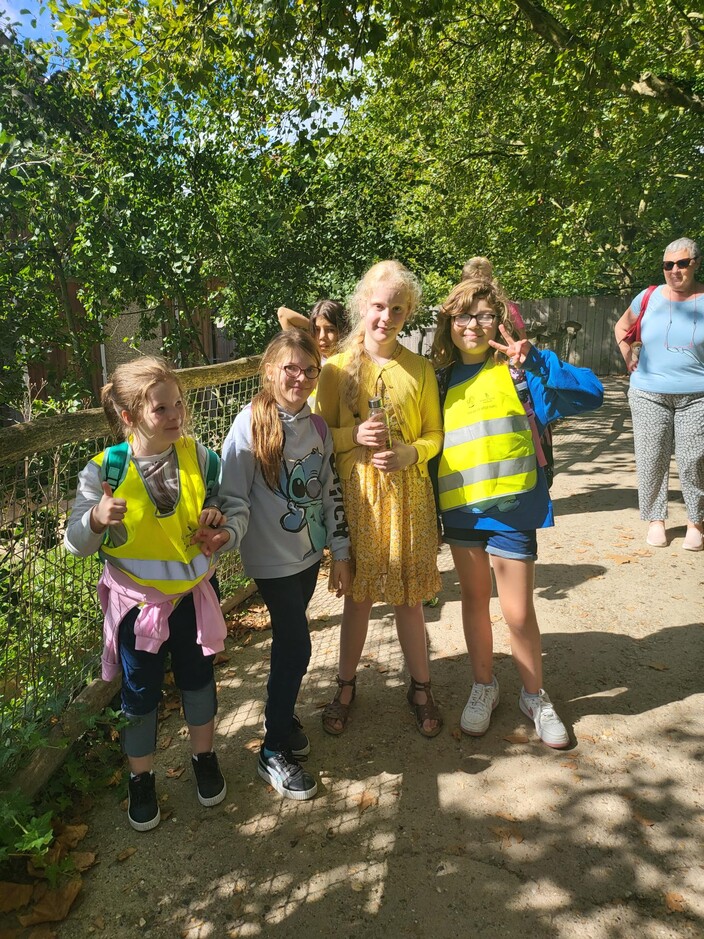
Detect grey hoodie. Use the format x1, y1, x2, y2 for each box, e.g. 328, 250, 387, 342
219, 401, 350, 580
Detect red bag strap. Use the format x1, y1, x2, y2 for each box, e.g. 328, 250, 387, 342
633, 285, 657, 342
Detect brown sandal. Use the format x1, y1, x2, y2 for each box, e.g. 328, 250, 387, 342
407, 677, 443, 738
321, 675, 357, 736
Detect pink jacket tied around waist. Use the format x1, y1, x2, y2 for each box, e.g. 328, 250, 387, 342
98, 562, 227, 681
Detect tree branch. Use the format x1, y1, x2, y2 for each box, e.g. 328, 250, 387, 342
513, 0, 704, 114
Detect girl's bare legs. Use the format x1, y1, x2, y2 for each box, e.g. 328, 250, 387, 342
450, 545, 494, 683
491, 556, 542, 694
395, 602, 439, 734
128, 754, 154, 775
188, 718, 215, 755
325, 595, 373, 732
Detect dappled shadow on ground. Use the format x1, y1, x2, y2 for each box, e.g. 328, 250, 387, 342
59, 615, 703, 939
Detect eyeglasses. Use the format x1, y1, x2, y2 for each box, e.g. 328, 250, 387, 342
451, 312, 499, 327
663, 257, 698, 271
281, 363, 321, 380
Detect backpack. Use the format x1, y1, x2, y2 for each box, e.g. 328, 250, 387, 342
100, 440, 220, 498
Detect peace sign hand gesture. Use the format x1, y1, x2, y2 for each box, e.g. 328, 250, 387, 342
488, 324, 533, 367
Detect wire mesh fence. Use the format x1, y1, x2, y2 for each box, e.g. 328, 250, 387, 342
0, 356, 261, 769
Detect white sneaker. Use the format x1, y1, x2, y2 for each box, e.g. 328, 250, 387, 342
460, 678, 499, 736
519, 688, 569, 748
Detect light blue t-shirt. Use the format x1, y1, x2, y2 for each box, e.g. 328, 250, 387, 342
629, 286, 704, 394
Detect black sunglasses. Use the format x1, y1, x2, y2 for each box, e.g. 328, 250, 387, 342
663, 257, 698, 271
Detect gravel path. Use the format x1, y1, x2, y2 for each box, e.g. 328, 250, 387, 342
55, 376, 703, 939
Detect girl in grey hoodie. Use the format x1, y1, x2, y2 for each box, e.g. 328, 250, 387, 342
219, 330, 352, 801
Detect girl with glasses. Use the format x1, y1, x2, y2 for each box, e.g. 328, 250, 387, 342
431, 280, 603, 748
218, 330, 352, 800
614, 237, 704, 551
315, 260, 445, 738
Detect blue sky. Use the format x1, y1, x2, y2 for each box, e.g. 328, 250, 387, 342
0, 1, 61, 42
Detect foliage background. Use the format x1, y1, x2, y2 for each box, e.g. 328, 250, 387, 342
1, 0, 702, 406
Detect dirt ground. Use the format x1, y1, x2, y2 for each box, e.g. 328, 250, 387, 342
43, 377, 703, 938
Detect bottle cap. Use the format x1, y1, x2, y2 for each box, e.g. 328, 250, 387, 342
368, 396, 383, 410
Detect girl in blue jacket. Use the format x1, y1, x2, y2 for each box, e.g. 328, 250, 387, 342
432, 279, 603, 748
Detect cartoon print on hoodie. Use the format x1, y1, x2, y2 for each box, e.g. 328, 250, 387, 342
278, 448, 326, 556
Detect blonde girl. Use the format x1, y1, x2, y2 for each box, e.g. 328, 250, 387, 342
432, 280, 603, 747
65, 356, 229, 832
315, 260, 444, 737
219, 330, 352, 801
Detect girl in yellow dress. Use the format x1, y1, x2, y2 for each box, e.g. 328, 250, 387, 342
315, 260, 444, 737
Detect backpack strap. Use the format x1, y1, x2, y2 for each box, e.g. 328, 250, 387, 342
310, 413, 328, 443
100, 441, 131, 492
633, 284, 657, 343
509, 366, 548, 468
203, 447, 220, 499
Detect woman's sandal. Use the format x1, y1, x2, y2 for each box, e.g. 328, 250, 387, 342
407, 677, 443, 738
321, 675, 357, 736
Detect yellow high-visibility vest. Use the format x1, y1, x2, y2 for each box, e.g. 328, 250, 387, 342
437, 359, 537, 513
93, 437, 214, 593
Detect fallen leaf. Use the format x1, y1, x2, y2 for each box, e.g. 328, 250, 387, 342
357, 791, 378, 813
445, 843, 467, 856
645, 661, 670, 671
158, 736, 173, 750
119, 798, 128, 811
0, 882, 34, 913
450, 728, 462, 741
18, 877, 82, 926
69, 851, 96, 872
607, 554, 632, 565
116, 847, 137, 862
632, 548, 652, 556
55, 824, 88, 850
105, 769, 123, 787
633, 810, 655, 828
493, 812, 518, 823
92, 915, 106, 930
243, 738, 263, 753
27, 844, 67, 878
376, 666, 389, 674
166, 766, 185, 779
163, 671, 175, 686
560, 759, 578, 770
503, 732, 529, 745
488, 825, 524, 848
579, 734, 597, 744
664, 891, 685, 913
213, 653, 231, 666
164, 699, 181, 712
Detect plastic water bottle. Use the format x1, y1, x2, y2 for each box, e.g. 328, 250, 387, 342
367, 396, 391, 449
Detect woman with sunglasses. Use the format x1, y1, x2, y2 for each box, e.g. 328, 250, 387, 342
615, 237, 704, 551
431, 280, 603, 747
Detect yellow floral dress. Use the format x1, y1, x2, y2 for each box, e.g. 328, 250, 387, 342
342, 375, 441, 606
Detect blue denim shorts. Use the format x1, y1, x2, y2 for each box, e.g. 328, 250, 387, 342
443, 526, 537, 561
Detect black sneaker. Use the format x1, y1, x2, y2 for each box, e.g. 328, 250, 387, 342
128, 771, 160, 832
191, 752, 227, 806
289, 714, 310, 760
257, 748, 317, 801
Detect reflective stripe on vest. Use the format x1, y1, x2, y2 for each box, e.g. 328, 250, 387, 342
438, 359, 537, 513
93, 437, 214, 593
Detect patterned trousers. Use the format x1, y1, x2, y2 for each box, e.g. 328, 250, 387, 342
628, 388, 704, 523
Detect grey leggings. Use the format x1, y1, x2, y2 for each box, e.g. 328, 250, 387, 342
628, 388, 704, 523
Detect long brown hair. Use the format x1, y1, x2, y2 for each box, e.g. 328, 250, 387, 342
431, 279, 514, 369
100, 355, 186, 440
341, 260, 422, 414
251, 330, 321, 490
